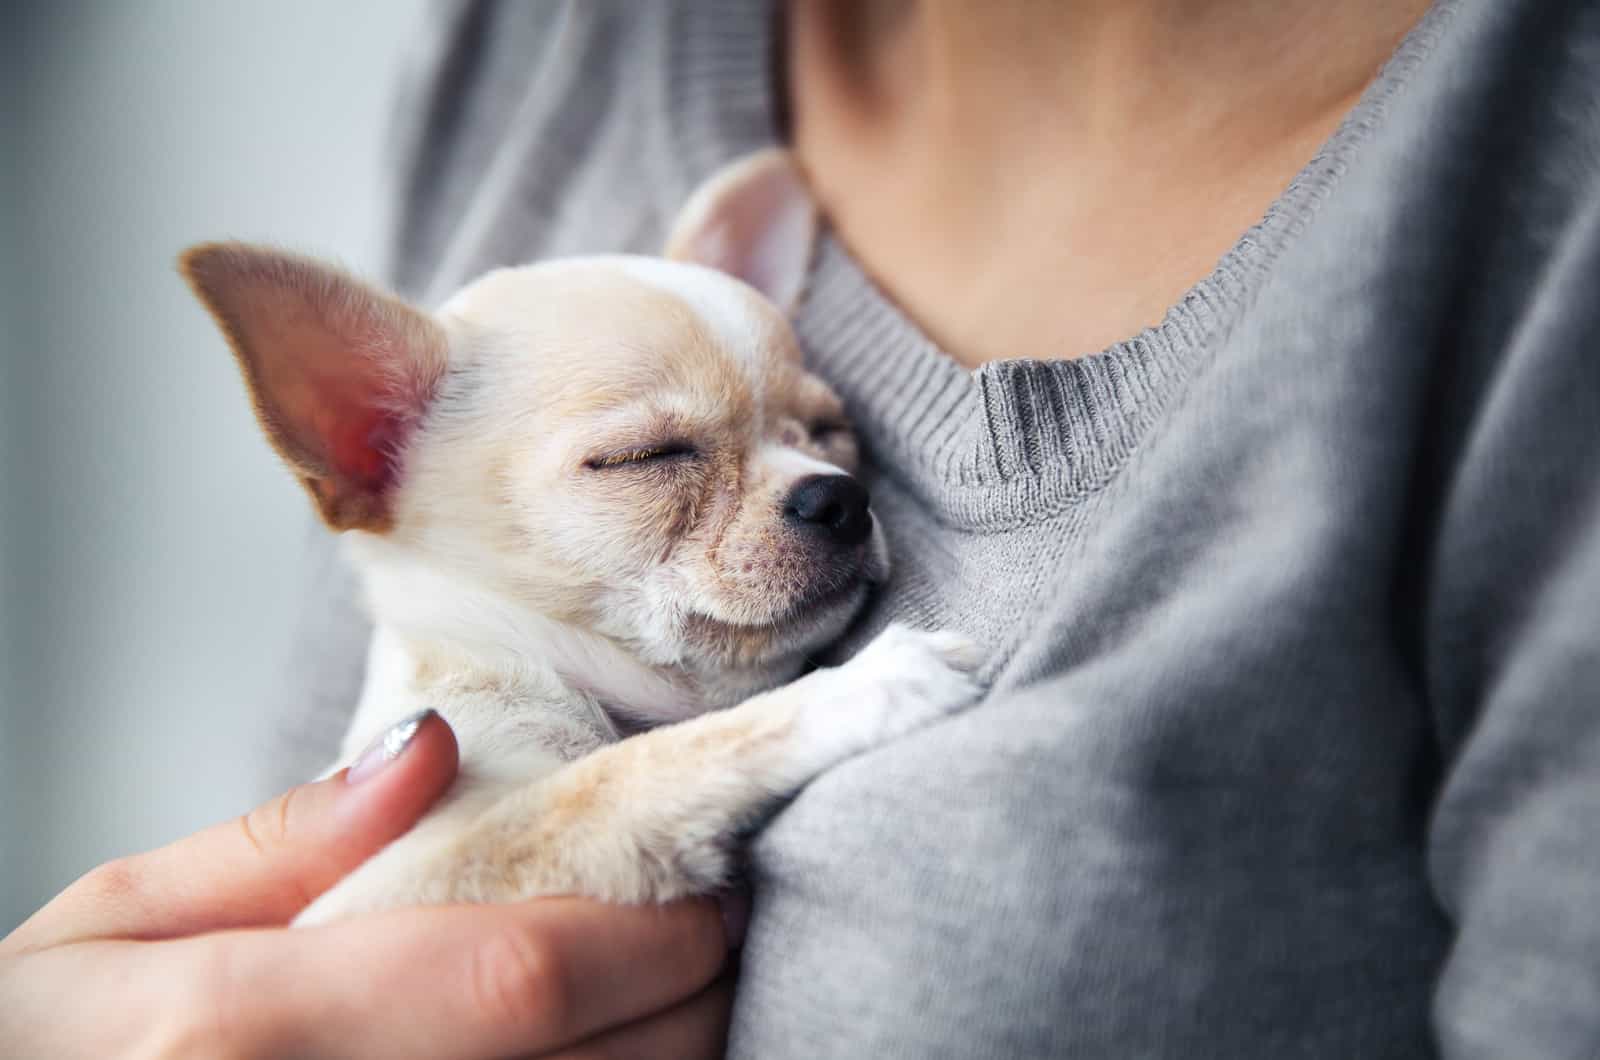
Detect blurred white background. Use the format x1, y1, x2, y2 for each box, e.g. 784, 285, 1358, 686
2, 0, 427, 931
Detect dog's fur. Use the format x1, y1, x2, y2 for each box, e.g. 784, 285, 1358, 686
181, 149, 980, 924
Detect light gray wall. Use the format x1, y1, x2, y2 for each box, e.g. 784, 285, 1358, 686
3, 0, 426, 931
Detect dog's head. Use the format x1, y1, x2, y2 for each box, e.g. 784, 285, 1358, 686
181, 151, 884, 716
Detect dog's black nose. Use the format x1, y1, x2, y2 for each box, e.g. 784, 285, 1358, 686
784, 474, 872, 547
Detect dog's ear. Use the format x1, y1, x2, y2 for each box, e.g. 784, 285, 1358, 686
664, 148, 818, 313
178, 242, 448, 532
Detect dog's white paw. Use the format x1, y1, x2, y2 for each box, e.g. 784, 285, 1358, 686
795, 624, 987, 762
872, 625, 986, 676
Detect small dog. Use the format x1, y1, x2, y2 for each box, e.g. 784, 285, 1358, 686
181, 150, 981, 924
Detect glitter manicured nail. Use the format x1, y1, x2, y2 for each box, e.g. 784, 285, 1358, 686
346, 708, 435, 784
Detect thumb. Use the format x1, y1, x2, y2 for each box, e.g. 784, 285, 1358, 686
18, 709, 458, 947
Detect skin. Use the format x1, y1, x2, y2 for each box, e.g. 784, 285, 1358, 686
5, 2, 1435, 1055
787, 0, 1435, 365
0, 713, 737, 1059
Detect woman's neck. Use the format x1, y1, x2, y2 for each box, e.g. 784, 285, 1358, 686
877, 2, 1426, 138
787, 0, 1433, 365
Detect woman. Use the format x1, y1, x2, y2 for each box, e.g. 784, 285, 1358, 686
7, 1, 1597, 1056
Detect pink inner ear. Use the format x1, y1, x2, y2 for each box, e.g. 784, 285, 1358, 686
665, 149, 816, 311
329, 408, 405, 494
182, 241, 446, 528
261, 311, 428, 502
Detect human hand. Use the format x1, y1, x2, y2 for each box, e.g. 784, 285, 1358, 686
0, 711, 736, 1059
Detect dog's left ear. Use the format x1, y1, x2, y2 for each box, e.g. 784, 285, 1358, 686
664, 148, 818, 313
179, 242, 448, 533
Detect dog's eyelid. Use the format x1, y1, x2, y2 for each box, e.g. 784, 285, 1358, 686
808, 419, 851, 438
583, 441, 699, 470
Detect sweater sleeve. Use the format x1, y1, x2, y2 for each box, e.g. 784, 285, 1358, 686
1425, 187, 1600, 1059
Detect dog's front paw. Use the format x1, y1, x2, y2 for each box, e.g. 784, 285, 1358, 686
794, 625, 987, 761
848, 623, 986, 731
856, 624, 986, 682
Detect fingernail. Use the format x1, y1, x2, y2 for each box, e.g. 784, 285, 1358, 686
346, 708, 435, 784
718, 887, 751, 949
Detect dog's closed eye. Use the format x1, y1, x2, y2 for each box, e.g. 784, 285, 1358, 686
584, 443, 699, 470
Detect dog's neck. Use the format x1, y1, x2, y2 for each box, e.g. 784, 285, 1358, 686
349, 538, 708, 728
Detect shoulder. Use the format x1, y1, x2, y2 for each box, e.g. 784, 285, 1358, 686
386, 0, 775, 300
1368, 0, 1600, 746
1337, 0, 1600, 504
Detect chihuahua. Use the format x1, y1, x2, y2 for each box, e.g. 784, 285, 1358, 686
180, 149, 981, 925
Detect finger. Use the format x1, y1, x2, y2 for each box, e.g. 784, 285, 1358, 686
549, 977, 733, 1060
8, 710, 457, 949
213, 896, 729, 1059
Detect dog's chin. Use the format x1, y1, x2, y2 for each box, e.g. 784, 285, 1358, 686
676, 529, 889, 697
682, 577, 872, 679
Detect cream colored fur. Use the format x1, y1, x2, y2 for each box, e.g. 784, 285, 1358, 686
180, 149, 982, 925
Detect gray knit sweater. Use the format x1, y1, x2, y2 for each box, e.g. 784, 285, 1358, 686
275, 2, 1600, 1056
